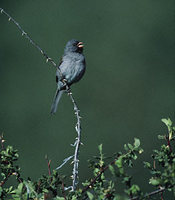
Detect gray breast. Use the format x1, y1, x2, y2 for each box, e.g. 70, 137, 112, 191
59, 53, 86, 85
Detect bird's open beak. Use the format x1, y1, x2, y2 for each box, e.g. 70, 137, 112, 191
77, 42, 84, 48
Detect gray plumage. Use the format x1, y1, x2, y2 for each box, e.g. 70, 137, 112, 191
51, 39, 86, 114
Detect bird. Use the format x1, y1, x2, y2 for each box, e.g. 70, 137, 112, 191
51, 39, 86, 114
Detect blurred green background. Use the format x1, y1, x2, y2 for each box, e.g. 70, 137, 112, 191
0, 0, 175, 196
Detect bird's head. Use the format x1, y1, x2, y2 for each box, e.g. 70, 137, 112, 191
64, 39, 84, 54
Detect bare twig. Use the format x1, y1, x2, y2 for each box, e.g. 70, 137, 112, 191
61, 180, 67, 200
45, 155, 52, 176
161, 190, 164, 200
56, 155, 73, 170
130, 187, 165, 200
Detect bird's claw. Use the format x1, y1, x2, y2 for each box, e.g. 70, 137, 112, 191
62, 79, 67, 86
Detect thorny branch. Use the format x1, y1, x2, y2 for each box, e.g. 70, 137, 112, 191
67, 88, 82, 191
0, 8, 57, 68
1, 7, 174, 200
0, 7, 83, 191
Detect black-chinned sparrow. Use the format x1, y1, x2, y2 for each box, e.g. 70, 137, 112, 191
51, 39, 86, 114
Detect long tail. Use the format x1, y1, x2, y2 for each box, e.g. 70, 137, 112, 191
51, 89, 64, 114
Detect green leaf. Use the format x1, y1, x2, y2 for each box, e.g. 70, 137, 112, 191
98, 144, 103, 154
16, 182, 23, 194
23, 180, 37, 197
123, 176, 131, 185
72, 196, 78, 200
87, 191, 94, 200
128, 143, 133, 150
109, 164, 115, 176
133, 154, 137, 160
124, 144, 128, 151
143, 162, 151, 169
115, 157, 123, 168
115, 157, 124, 174
149, 178, 161, 186
134, 138, 140, 148
161, 118, 172, 127
129, 184, 140, 195
158, 135, 165, 140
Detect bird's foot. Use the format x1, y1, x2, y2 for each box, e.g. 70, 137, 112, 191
62, 78, 68, 86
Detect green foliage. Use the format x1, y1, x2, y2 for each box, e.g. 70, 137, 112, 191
0, 145, 20, 178
144, 118, 175, 195
0, 118, 175, 199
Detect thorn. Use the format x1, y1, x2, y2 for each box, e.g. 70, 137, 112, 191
46, 57, 52, 62
22, 31, 26, 36
75, 126, 78, 132
40, 50, 43, 54
80, 142, 84, 145
8, 17, 11, 21
1, 9, 3, 14
74, 110, 80, 114
71, 140, 77, 146
70, 175, 73, 179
